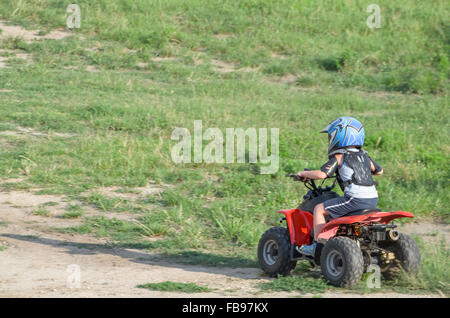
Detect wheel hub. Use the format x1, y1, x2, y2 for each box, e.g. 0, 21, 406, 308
262, 240, 279, 266
326, 250, 345, 278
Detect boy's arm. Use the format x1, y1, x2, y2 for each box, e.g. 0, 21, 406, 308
296, 154, 342, 180
369, 156, 383, 175
296, 170, 327, 180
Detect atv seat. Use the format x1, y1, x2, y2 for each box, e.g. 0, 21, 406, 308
324, 208, 382, 222
345, 208, 382, 216
322, 208, 382, 223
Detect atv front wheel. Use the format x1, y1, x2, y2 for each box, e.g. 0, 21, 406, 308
320, 237, 364, 287
379, 233, 421, 280
257, 227, 296, 277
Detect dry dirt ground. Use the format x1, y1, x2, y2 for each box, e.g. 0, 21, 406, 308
0, 183, 447, 298
0, 20, 71, 42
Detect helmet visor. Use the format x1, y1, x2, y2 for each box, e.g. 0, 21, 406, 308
319, 123, 331, 134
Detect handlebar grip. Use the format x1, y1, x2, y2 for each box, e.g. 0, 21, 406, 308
285, 174, 302, 181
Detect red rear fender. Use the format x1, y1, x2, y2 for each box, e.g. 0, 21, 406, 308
317, 211, 414, 241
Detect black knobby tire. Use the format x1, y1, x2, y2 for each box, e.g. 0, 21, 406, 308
380, 233, 421, 280
320, 236, 364, 287
257, 227, 297, 277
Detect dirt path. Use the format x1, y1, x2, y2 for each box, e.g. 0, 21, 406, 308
0, 189, 446, 298
0, 199, 294, 298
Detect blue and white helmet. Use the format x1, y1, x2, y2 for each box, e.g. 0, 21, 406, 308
320, 117, 365, 157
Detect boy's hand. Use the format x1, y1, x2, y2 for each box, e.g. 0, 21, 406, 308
296, 171, 309, 181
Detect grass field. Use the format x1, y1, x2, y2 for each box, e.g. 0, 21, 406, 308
0, 0, 448, 295
137, 281, 210, 293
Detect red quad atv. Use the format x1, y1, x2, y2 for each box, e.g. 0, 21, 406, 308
258, 172, 421, 287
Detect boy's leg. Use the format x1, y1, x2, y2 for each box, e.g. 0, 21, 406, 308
313, 203, 328, 241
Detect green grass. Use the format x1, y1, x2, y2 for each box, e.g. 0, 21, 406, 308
59, 216, 147, 241
78, 192, 145, 214
0, 244, 6, 251
137, 281, 210, 293
32, 207, 50, 217
0, 0, 448, 293
160, 250, 258, 268
258, 262, 335, 294
61, 204, 85, 218
42, 201, 59, 207
259, 272, 332, 295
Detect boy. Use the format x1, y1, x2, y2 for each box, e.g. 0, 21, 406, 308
296, 116, 383, 256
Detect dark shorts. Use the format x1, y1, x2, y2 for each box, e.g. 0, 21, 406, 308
323, 194, 378, 219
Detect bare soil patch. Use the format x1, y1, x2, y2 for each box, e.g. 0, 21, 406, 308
151, 56, 177, 62
271, 52, 289, 59
88, 181, 165, 202
211, 59, 236, 73
0, 126, 75, 138
398, 221, 449, 245
86, 65, 99, 73
213, 33, 234, 40
0, 20, 71, 43
279, 74, 297, 84
0, 55, 7, 68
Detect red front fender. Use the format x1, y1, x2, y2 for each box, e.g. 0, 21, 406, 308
277, 209, 313, 245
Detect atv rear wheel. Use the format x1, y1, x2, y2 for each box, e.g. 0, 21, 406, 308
258, 227, 296, 277
379, 233, 421, 280
320, 237, 364, 287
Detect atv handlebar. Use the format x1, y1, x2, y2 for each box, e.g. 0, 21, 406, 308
285, 170, 319, 192
285, 174, 303, 181
285, 169, 337, 195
